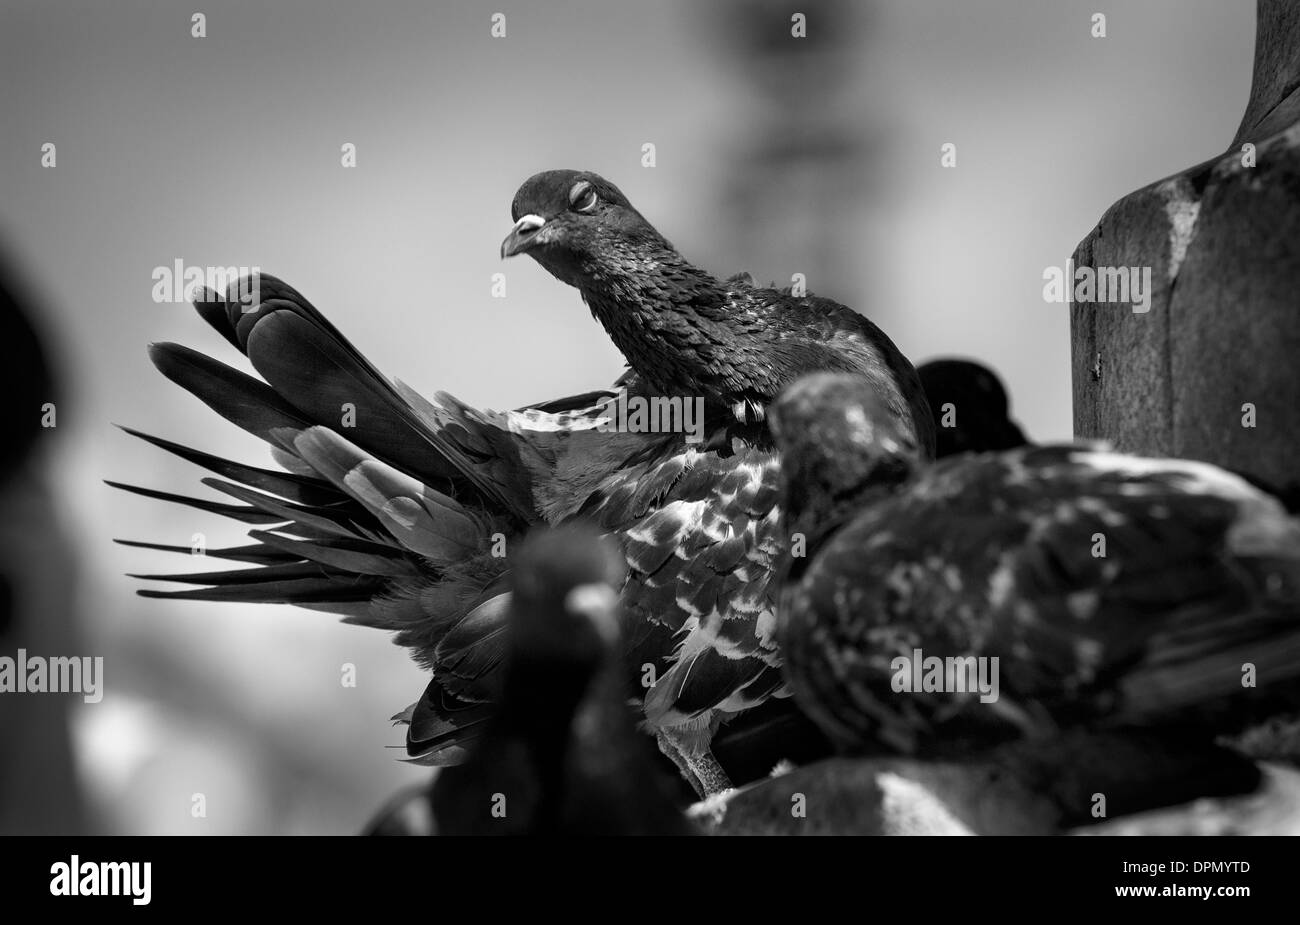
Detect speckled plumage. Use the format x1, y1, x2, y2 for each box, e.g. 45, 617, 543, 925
773, 373, 1300, 757
117, 171, 934, 786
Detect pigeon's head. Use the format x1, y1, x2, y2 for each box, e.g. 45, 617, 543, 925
771, 373, 920, 519
918, 358, 1027, 456
500, 170, 672, 288
507, 524, 627, 686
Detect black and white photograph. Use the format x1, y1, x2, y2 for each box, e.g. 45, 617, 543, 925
1, 0, 1297, 899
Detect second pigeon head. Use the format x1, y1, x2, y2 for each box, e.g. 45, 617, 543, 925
507, 522, 627, 687
770, 372, 921, 526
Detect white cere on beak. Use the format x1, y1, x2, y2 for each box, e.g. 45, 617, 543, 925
512, 214, 546, 235
501, 213, 550, 258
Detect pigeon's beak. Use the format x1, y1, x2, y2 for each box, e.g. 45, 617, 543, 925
500, 214, 547, 258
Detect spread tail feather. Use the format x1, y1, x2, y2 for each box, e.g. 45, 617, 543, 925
117, 273, 535, 766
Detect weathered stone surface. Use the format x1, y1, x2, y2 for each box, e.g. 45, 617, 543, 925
1071, 0, 1300, 489
1233, 0, 1300, 146
701, 747, 1300, 836
698, 757, 1061, 836
1169, 133, 1300, 484
1077, 764, 1300, 837
1070, 178, 1189, 460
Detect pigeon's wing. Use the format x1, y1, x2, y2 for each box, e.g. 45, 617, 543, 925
757, 288, 936, 459
110, 276, 559, 761
784, 445, 1300, 752
577, 445, 789, 741
988, 446, 1300, 721
117, 274, 725, 764
118, 275, 521, 596
205, 276, 551, 517
437, 378, 685, 524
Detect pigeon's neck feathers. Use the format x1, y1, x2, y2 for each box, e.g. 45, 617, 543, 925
575, 242, 832, 422
783, 456, 912, 542
778, 453, 913, 591
569, 234, 933, 456
578, 246, 742, 394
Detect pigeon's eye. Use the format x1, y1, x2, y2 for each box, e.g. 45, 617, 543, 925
569, 183, 598, 213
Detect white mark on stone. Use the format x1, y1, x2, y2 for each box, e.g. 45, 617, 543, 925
1161, 182, 1201, 282
875, 771, 974, 836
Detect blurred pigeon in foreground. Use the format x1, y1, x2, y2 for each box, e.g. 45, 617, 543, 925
0, 245, 87, 835
769, 372, 1300, 814
430, 525, 697, 835
116, 169, 931, 795
918, 358, 1028, 458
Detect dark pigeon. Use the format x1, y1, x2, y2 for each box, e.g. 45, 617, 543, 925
430, 525, 697, 835
771, 372, 1300, 767
918, 357, 1028, 458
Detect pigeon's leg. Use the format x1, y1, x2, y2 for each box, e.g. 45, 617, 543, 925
685, 749, 734, 796
657, 728, 733, 797
657, 732, 705, 795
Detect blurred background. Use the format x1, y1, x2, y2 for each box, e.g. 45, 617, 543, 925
0, 0, 1253, 833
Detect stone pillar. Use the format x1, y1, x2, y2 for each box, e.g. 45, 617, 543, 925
1071, 0, 1300, 491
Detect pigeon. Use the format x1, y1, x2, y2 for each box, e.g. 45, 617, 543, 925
770, 372, 1300, 769
917, 358, 1028, 458
430, 525, 697, 835
501, 170, 934, 452
115, 170, 932, 795
0, 245, 87, 835
0, 254, 57, 486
